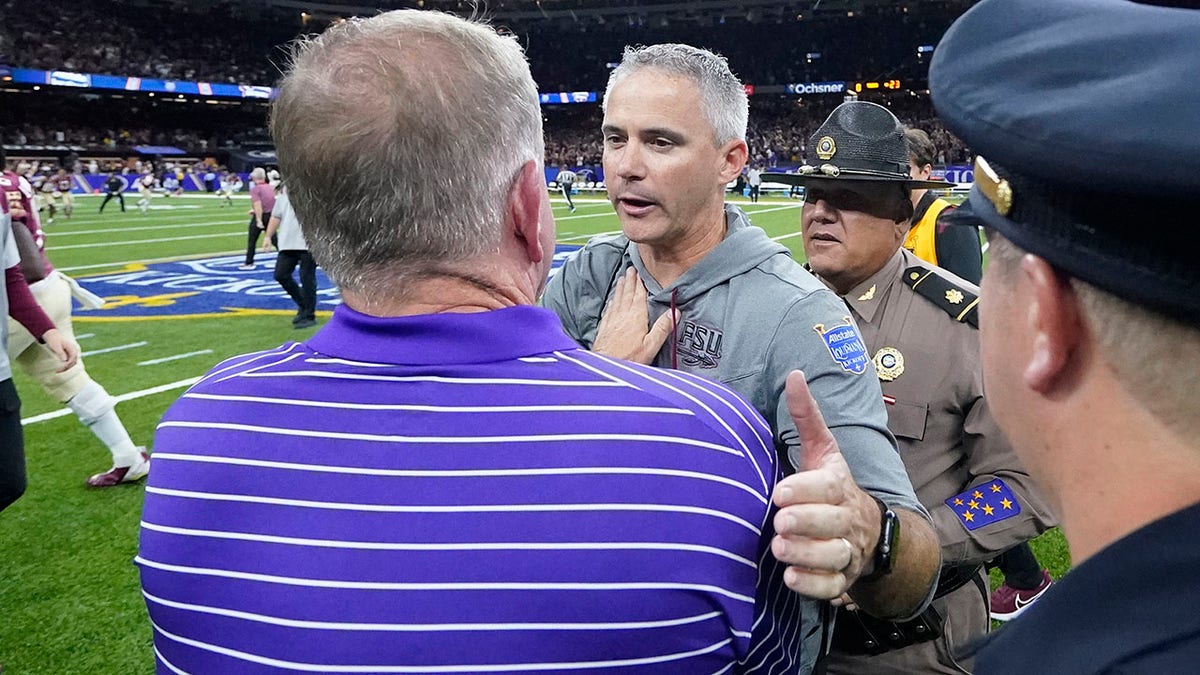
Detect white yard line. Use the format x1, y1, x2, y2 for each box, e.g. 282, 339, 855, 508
138, 350, 214, 366
47, 220, 246, 237
60, 250, 245, 273
52, 232, 242, 251
770, 232, 804, 242
21, 376, 201, 426
81, 341, 148, 357
74, 333, 95, 340
559, 230, 623, 242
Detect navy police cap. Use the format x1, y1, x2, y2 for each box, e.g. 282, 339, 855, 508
930, 0, 1200, 324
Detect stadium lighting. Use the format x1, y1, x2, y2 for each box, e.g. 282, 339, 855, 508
32, 85, 40, 90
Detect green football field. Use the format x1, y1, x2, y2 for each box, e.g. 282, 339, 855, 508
0, 191, 1067, 673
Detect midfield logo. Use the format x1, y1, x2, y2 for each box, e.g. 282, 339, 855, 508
73, 245, 584, 319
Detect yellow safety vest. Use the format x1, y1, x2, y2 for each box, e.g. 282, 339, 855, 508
904, 197, 953, 267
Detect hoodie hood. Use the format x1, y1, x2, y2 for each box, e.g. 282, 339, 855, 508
628, 204, 791, 305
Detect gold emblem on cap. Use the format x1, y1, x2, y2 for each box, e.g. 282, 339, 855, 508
946, 289, 964, 304
858, 285, 876, 301
873, 347, 905, 382
816, 136, 837, 160
974, 156, 1013, 216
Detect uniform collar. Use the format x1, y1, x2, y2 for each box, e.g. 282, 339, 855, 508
305, 304, 581, 365
828, 249, 905, 324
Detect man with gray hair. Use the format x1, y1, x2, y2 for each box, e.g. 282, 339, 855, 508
543, 43, 941, 674
139, 12, 805, 673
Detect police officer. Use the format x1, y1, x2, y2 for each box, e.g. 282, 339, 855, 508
930, 0, 1200, 671
766, 102, 1056, 674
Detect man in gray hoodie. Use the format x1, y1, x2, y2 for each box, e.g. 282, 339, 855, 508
542, 43, 940, 674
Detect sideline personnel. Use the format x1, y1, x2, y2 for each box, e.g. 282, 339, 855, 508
768, 101, 1054, 674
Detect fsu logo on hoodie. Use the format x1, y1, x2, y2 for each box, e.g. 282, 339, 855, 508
676, 320, 723, 369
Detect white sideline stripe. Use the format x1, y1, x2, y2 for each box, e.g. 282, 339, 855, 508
180, 391, 693, 415
143, 589, 723, 632
81, 340, 148, 357
770, 232, 803, 242
554, 212, 616, 222
74, 333, 95, 339
145, 454, 768, 503
741, 203, 803, 215
139, 350, 214, 366
51, 232, 241, 250
135, 558, 756, 603
142, 486, 760, 533
48, 220, 245, 237
139, 521, 756, 567
148, 618, 733, 672
558, 230, 622, 241
21, 376, 201, 425
58, 249, 244, 272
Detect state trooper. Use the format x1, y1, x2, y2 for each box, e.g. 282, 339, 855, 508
767, 101, 1056, 674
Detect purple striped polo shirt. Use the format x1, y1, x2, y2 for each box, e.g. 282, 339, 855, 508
138, 304, 803, 674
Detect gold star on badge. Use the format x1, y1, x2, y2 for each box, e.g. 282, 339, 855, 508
858, 285, 876, 301
991, 484, 1002, 493
973, 490, 983, 499
953, 498, 963, 506
963, 511, 975, 522
968, 500, 979, 510
983, 504, 995, 516
1001, 498, 1013, 510
946, 289, 965, 304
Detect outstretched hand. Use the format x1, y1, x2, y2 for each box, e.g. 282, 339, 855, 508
771, 370, 883, 600
591, 267, 678, 365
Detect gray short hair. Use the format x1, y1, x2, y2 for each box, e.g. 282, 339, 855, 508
603, 44, 748, 146
271, 10, 543, 294
250, 167, 266, 181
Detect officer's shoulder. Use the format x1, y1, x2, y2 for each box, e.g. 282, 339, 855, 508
901, 256, 980, 328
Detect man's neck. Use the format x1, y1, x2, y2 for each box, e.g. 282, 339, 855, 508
340, 264, 535, 318
637, 206, 728, 288
1043, 382, 1200, 564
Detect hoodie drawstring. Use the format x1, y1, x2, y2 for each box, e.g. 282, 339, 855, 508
670, 287, 679, 370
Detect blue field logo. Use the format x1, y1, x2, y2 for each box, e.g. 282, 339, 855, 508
74, 245, 583, 319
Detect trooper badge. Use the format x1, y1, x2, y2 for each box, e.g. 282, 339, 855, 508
873, 346, 905, 382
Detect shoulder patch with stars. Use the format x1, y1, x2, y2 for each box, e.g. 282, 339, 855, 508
944, 479, 1021, 531
903, 266, 979, 328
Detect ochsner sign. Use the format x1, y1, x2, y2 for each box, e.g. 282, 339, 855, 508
785, 81, 847, 95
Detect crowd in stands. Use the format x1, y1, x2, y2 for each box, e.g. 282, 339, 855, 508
542, 93, 972, 172
0, 0, 971, 164
2, 1, 962, 93
0, 0, 293, 85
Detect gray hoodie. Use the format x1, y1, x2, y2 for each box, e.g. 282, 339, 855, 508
545, 204, 920, 505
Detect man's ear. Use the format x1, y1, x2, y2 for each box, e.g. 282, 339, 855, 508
718, 139, 749, 184
508, 160, 547, 264
1022, 255, 1085, 393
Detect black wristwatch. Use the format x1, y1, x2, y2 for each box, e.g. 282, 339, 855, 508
860, 497, 900, 582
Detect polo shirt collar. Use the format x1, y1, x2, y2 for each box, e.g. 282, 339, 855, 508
305, 304, 580, 365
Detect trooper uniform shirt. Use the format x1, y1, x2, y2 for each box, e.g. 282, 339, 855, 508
820, 248, 1056, 675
